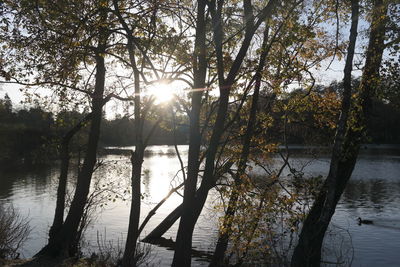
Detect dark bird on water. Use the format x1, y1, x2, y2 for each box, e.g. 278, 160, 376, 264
358, 217, 373, 225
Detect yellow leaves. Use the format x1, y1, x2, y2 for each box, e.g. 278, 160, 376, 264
307, 90, 341, 130
316, 30, 326, 39
70, 41, 80, 47
99, 1, 108, 8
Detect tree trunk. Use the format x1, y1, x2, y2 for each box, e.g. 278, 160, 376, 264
122, 147, 144, 266
142, 181, 220, 243
138, 182, 184, 237
291, 1, 387, 266
49, 139, 71, 242
121, 31, 145, 265
142, 204, 183, 242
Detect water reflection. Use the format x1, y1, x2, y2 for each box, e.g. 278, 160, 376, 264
0, 165, 55, 201
0, 146, 399, 266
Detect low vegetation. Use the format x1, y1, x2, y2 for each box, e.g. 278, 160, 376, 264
0, 205, 30, 260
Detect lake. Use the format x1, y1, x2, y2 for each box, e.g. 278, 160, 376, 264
0, 145, 399, 266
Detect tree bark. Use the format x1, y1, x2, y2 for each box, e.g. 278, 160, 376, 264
291, 1, 387, 266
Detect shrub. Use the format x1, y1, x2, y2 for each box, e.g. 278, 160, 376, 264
0, 204, 31, 259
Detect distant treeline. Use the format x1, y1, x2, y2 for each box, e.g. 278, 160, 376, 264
1, 87, 399, 166
0, 94, 188, 166
101, 116, 188, 146
0, 95, 55, 166
265, 86, 400, 145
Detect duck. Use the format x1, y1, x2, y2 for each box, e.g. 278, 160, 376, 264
358, 217, 373, 225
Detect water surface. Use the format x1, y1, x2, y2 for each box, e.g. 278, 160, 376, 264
0, 145, 399, 266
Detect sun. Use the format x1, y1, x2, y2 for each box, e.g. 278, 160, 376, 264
146, 82, 176, 104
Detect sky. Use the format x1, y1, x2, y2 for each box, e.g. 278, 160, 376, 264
0, 57, 361, 121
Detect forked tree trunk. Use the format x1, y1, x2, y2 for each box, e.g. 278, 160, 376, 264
291, 1, 387, 266
49, 113, 93, 242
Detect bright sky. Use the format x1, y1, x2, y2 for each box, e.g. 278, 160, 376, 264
0, 59, 360, 121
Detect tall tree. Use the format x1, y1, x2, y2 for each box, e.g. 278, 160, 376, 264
111, 1, 191, 265
172, 0, 280, 265
142, 0, 337, 248
170, 0, 207, 265
112, 1, 159, 265
40, 2, 110, 256
0, 0, 114, 257
291, 0, 389, 265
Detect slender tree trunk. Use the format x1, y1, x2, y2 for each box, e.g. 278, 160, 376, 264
122, 146, 144, 266
138, 182, 184, 236
49, 113, 93, 242
142, 180, 223, 243
49, 139, 71, 242
291, 1, 387, 266
121, 28, 146, 264
111, 2, 152, 263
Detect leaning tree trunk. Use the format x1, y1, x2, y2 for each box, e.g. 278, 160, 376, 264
291, 1, 387, 266
36, 38, 107, 258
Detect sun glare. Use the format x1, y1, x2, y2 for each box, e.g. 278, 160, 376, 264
147, 82, 177, 104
